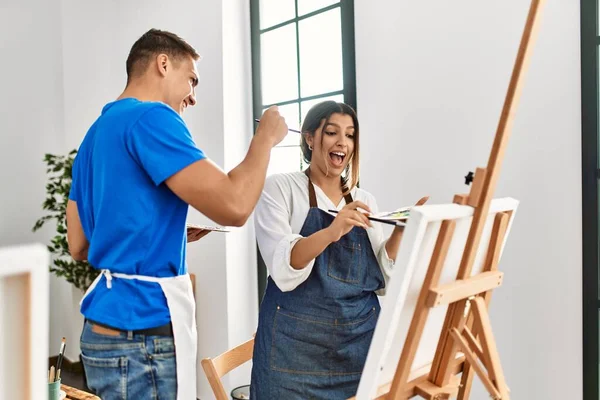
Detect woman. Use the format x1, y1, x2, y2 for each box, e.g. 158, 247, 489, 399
251, 101, 425, 399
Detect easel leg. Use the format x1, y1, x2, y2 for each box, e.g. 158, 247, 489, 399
471, 298, 509, 399
430, 298, 470, 386
457, 211, 509, 400
457, 362, 475, 400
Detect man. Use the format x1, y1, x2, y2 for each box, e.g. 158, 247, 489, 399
66, 28, 287, 400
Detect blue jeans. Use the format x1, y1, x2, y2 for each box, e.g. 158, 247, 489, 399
80, 320, 177, 400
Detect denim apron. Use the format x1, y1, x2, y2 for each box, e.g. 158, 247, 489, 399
251, 171, 385, 399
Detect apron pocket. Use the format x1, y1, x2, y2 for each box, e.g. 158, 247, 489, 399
270, 306, 377, 375
327, 241, 363, 285
81, 353, 128, 399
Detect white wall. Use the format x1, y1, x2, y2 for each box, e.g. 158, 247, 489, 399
0, 0, 73, 365
356, 0, 581, 398
222, 0, 259, 390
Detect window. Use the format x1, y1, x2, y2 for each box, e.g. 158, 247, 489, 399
581, 0, 599, 398
250, 0, 357, 177
250, 0, 357, 302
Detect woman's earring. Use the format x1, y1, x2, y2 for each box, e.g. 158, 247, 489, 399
308, 145, 313, 151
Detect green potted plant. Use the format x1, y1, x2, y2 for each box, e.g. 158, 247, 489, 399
33, 149, 99, 291
33, 149, 99, 363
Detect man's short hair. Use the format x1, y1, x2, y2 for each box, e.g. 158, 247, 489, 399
126, 29, 200, 83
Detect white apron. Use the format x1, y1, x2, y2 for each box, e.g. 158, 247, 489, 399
82, 269, 197, 400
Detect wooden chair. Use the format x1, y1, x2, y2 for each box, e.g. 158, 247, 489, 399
201, 337, 255, 400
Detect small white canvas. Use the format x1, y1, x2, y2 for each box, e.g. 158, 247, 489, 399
0, 243, 49, 400
355, 198, 519, 399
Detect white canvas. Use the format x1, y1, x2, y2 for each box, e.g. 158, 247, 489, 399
356, 198, 519, 399
0, 243, 49, 400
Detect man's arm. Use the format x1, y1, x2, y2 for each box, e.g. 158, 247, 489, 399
66, 200, 89, 261
166, 107, 288, 227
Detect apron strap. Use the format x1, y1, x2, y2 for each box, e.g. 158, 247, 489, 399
81, 269, 186, 305
305, 169, 319, 208
304, 169, 354, 208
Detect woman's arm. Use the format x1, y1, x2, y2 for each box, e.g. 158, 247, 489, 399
384, 226, 405, 262
290, 201, 372, 269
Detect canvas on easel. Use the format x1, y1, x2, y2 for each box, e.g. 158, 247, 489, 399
354, 197, 517, 399
350, 0, 545, 398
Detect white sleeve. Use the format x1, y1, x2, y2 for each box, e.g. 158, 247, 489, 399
363, 193, 395, 295
254, 176, 315, 292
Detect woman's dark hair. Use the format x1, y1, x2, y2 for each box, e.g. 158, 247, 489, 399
300, 101, 360, 192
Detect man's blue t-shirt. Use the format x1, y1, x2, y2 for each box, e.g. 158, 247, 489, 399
69, 98, 205, 330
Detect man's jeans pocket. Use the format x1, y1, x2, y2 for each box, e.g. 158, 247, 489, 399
81, 354, 128, 400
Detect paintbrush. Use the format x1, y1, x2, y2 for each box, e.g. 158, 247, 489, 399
254, 118, 301, 134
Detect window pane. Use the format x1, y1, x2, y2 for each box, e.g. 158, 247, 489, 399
259, 0, 295, 30
261, 25, 299, 105
298, 0, 339, 17
300, 94, 344, 122
262, 103, 302, 147
267, 146, 303, 176
299, 9, 343, 98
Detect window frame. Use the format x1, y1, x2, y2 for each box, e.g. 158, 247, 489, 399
581, 0, 599, 398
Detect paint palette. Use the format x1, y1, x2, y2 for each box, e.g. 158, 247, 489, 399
186, 224, 230, 233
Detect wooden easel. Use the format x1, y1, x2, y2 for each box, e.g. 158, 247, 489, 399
357, 1, 545, 399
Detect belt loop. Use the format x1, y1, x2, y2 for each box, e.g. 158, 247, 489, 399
127, 330, 133, 340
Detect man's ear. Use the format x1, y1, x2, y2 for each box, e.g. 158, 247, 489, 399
156, 54, 169, 77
